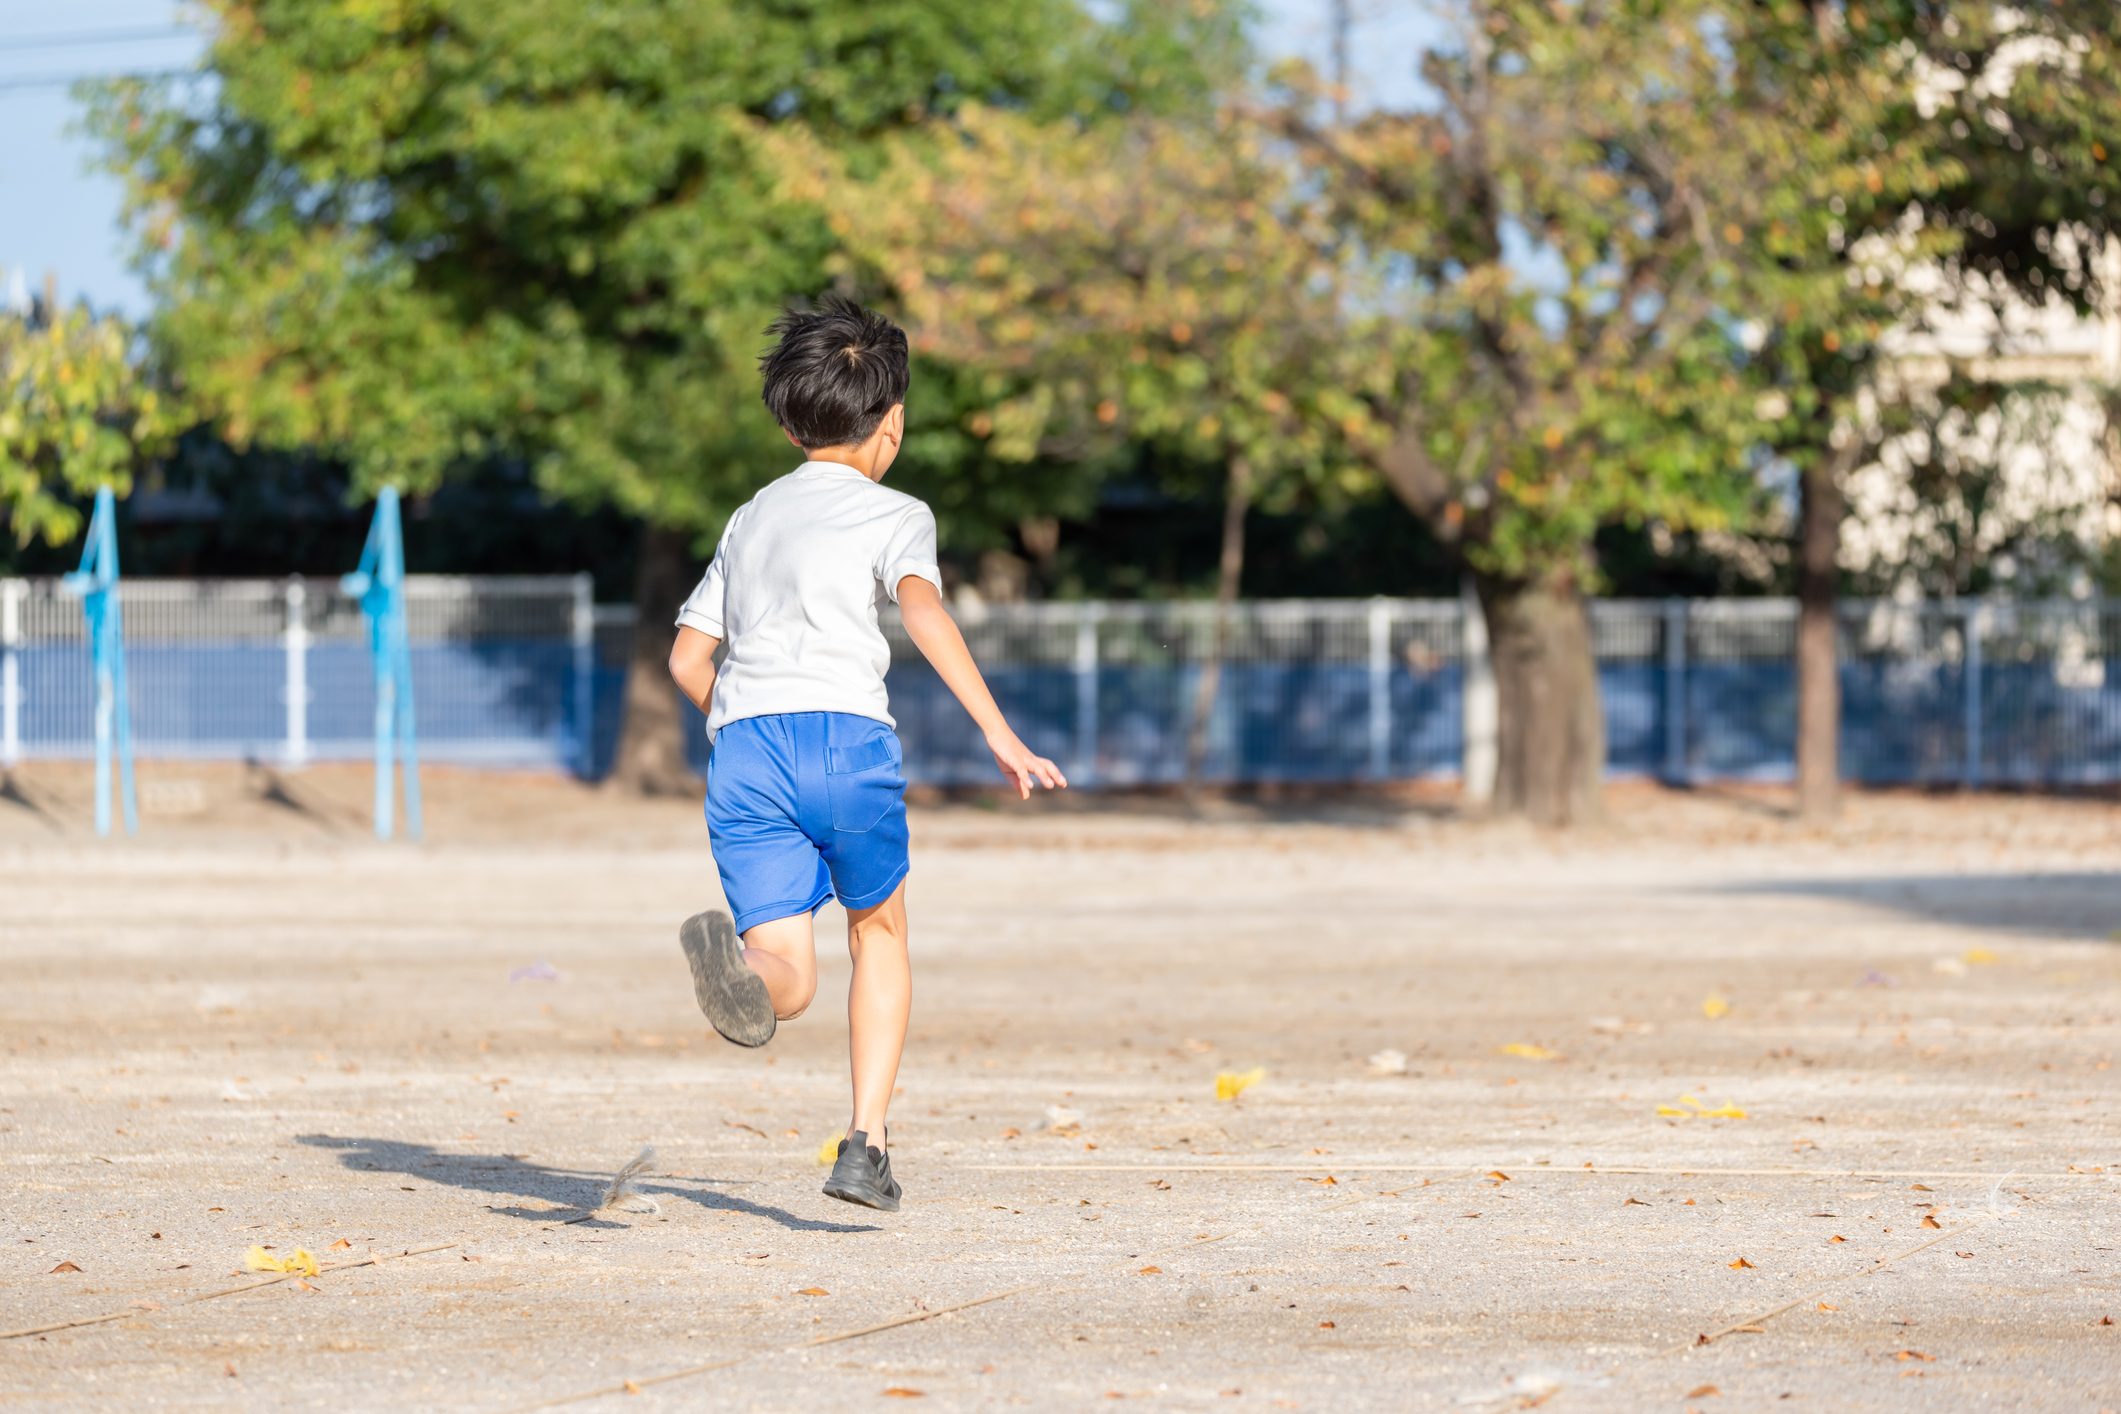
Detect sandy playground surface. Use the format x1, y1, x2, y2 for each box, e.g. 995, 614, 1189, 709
0, 763, 2116, 1411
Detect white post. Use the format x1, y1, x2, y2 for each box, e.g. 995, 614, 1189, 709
282, 577, 310, 767
1964, 598, 1984, 788
1663, 597, 1688, 784
1073, 602, 1100, 786
1366, 597, 1392, 781
1461, 579, 1497, 804
571, 572, 595, 778
1, 578, 22, 769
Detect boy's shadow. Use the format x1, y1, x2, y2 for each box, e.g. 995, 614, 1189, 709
294, 1135, 882, 1234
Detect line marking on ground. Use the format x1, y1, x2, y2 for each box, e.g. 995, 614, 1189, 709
970, 1164, 2098, 1178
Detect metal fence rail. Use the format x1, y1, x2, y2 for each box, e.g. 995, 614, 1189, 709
4, 578, 2117, 787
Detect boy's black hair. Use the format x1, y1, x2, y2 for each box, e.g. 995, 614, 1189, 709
758, 295, 911, 450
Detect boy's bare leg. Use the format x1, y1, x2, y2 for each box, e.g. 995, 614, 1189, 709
738, 915, 819, 1020
845, 881, 911, 1141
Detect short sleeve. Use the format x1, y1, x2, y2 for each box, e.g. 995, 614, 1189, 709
674, 519, 735, 638
876, 502, 943, 603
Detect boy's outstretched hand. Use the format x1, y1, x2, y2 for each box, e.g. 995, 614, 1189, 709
986, 727, 1067, 800
897, 576, 1070, 800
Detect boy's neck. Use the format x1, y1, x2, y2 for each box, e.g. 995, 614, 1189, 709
805, 446, 888, 483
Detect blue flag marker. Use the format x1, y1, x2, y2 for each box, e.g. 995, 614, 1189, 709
342, 488, 423, 841
60, 486, 139, 837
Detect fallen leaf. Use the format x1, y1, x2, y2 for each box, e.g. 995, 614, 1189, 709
1819, 1302, 1838, 1311
1000, 1128, 1021, 1139
1318, 1320, 1335, 1328
1623, 1197, 1650, 1206
328, 1238, 352, 1250
1659, 1094, 1748, 1119
1687, 1387, 1720, 1399
1920, 1215, 1942, 1229
1138, 1266, 1162, 1275
1963, 948, 1997, 965
795, 1287, 830, 1296
1911, 1184, 1933, 1192
295, 1280, 320, 1291
126, 1299, 159, 1311
883, 1390, 925, 1399
224, 1363, 237, 1378
2097, 1315, 2114, 1326
1215, 1068, 1265, 1101
245, 1246, 319, 1277
623, 1378, 641, 1393
1894, 1351, 1935, 1362
1497, 1043, 1559, 1060
724, 1120, 767, 1138
1729, 1257, 1756, 1269
1956, 1252, 1974, 1259
1829, 1235, 1846, 1243
815, 1132, 844, 1166
1702, 994, 1731, 1020
1485, 1170, 1512, 1182
1147, 1179, 1171, 1190
47, 1261, 81, 1273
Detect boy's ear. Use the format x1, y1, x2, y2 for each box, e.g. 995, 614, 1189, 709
784, 428, 807, 450
883, 403, 906, 443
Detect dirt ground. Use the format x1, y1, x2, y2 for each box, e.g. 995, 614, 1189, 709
1, 762, 2116, 1412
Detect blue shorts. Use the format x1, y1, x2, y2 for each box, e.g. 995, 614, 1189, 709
705, 711, 910, 935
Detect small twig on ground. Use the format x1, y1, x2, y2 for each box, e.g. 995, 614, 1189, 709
0, 1243, 461, 1342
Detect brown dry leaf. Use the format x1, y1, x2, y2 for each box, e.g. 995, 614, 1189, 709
623, 1378, 641, 1393
1687, 1387, 1720, 1399
1317, 1320, 1335, 1329
1956, 1251, 1974, 1258
1911, 1183, 1933, 1192
1623, 1197, 1650, 1206
883, 1390, 926, 1399
47, 1261, 82, 1273
1729, 1257, 1756, 1269
328, 1238, 352, 1250
224, 1362, 238, 1378
2097, 1315, 2113, 1326
1000, 1128, 1021, 1139
1147, 1179, 1171, 1190
1485, 1170, 1512, 1182
1920, 1215, 1942, 1229
1894, 1351, 1935, 1362
724, 1120, 767, 1138
795, 1287, 830, 1296
1302, 1175, 1338, 1186
1829, 1235, 1847, 1243
1819, 1302, 1839, 1311
295, 1280, 320, 1292
1138, 1265, 1162, 1275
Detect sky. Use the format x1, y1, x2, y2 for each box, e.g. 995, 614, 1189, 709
0, 1, 1443, 318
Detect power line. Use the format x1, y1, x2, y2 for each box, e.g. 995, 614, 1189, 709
7, 25, 197, 50
0, 70, 193, 93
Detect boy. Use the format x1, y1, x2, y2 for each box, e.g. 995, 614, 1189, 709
667, 296, 1066, 1212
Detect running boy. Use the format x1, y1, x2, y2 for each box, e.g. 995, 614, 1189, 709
667, 296, 1066, 1212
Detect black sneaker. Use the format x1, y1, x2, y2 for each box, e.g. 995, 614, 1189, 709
678, 910, 775, 1048
822, 1130, 901, 1212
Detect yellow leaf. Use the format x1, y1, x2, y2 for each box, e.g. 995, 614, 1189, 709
1215, 1068, 1264, 1101
1963, 948, 1997, 965
1729, 1256, 1755, 1269
1497, 1043, 1558, 1060
795, 1287, 830, 1296
1137, 1265, 1162, 1274
1659, 1094, 1748, 1119
1702, 994, 1731, 1019
244, 1246, 319, 1276
815, 1132, 844, 1166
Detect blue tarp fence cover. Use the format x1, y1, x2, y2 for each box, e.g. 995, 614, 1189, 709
2, 578, 2116, 788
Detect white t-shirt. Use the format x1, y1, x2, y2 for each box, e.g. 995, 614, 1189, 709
675, 460, 943, 738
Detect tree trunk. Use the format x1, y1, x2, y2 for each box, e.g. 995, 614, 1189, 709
1795, 455, 1843, 824
604, 524, 704, 796
1184, 456, 1252, 793
1476, 576, 1605, 827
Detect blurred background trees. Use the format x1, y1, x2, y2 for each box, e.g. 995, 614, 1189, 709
8, 0, 2107, 820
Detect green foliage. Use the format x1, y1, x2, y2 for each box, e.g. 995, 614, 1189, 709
89, 0, 1245, 547
0, 308, 173, 547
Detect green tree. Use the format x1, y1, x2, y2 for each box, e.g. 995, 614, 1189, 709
1279, 0, 1961, 824
1, 298, 173, 548
90, 0, 1244, 790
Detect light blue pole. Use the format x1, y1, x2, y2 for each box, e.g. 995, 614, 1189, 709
342, 489, 422, 841
60, 487, 137, 837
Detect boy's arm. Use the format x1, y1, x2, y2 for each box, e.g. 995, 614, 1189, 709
669, 626, 722, 716
896, 576, 1067, 799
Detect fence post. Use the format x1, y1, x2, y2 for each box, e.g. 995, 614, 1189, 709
1073, 601, 1100, 786
571, 572, 595, 779
282, 577, 310, 768
0, 578, 21, 770
1461, 580, 1497, 804
1367, 597, 1392, 781
1964, 597, 1984, 788
1663, 597, 1688, 784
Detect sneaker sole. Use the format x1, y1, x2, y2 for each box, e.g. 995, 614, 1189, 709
821, 1176, 901, 1213
678, 910, 776, 1048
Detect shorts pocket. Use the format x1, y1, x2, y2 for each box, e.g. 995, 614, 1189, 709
826, 728, 904, 834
